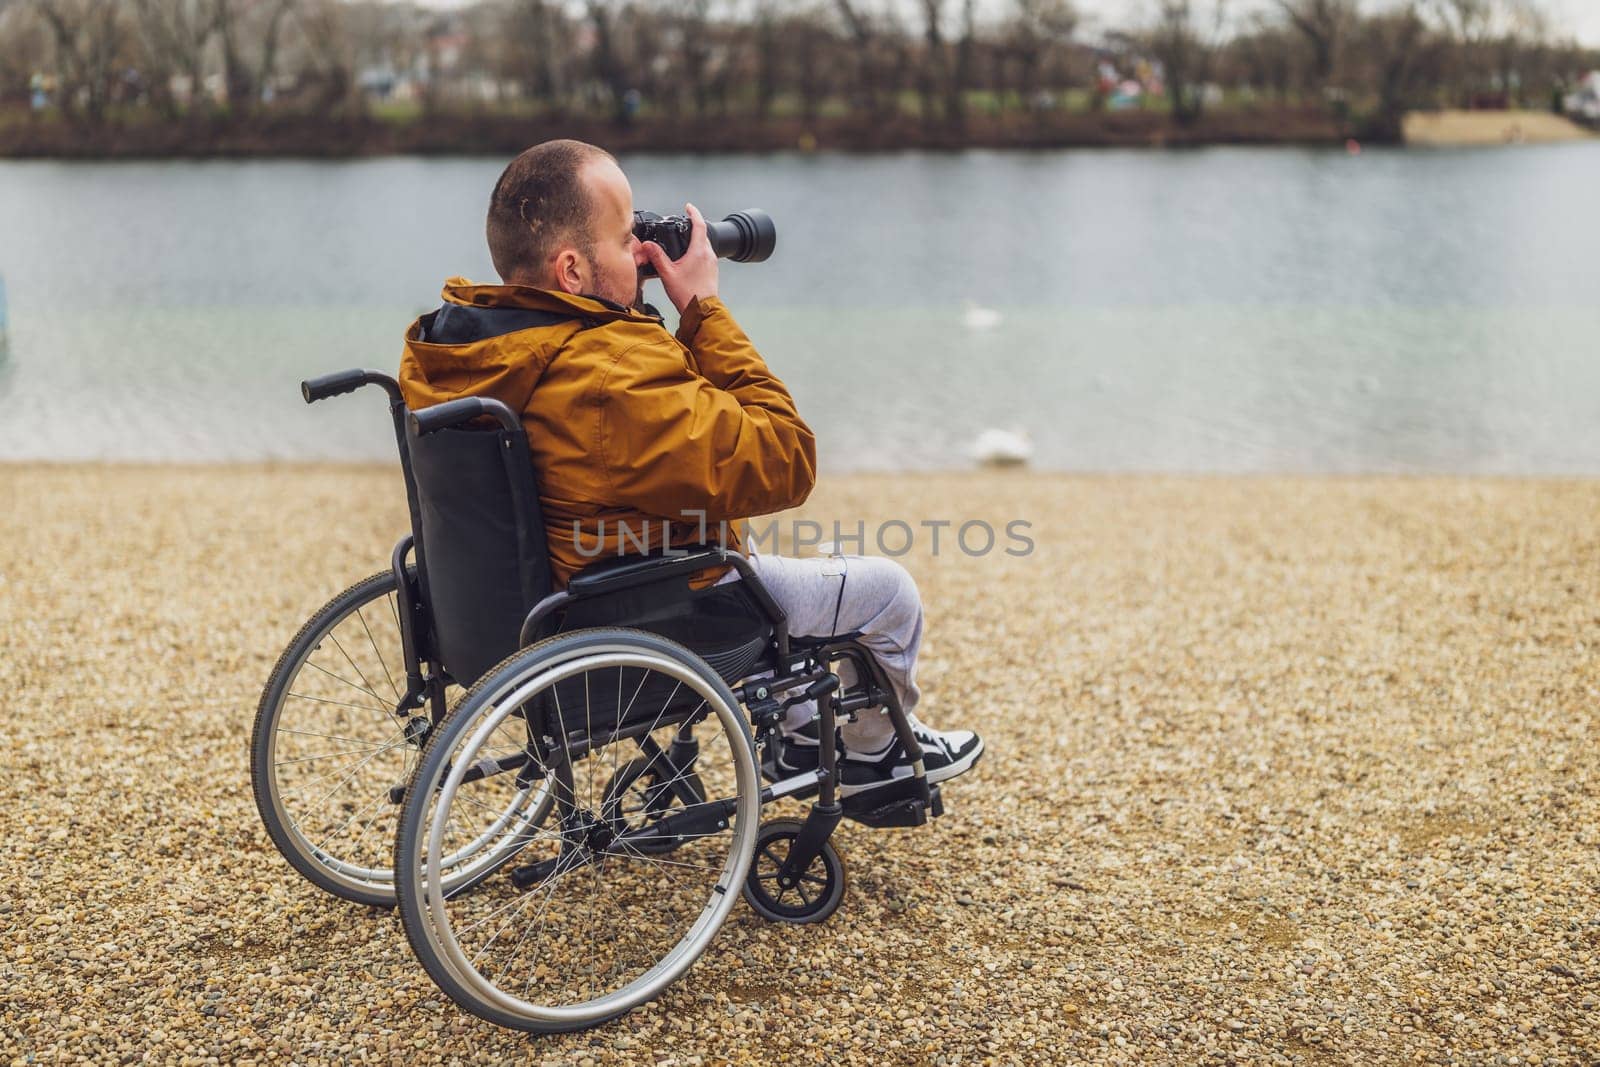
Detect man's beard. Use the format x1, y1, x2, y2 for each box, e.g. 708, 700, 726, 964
588, 264, 640, 309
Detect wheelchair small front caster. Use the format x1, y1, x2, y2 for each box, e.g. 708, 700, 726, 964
742, 818, 845, 924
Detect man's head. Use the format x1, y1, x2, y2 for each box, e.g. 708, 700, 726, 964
485, 139, 645, 306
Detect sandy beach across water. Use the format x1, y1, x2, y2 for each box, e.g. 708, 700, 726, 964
3, 464, 1597, 1064
1401, 109, 1595, 147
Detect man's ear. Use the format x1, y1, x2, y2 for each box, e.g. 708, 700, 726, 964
552, 249, 585, 295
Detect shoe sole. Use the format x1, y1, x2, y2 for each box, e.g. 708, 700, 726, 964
924, 737, 984, 785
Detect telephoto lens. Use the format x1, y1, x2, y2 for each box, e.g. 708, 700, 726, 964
634, 209, 776, 277
706, 210, 776, 263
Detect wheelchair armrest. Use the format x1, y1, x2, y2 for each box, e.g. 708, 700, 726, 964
410, 396, 521, 436
566, 547, 736, 599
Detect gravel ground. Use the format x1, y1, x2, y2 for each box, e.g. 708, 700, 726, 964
3, 465, 1598, 1065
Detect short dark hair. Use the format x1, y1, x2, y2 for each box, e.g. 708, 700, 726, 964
486, 139, 616, 284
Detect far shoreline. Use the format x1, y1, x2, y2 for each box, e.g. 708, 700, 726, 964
3, 107, 1591, 161
0, 107, 1362, 160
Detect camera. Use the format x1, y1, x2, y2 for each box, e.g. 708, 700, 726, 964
632, 209, 777, 277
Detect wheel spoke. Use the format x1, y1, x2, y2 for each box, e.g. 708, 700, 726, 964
355, 604, 401, 702
274, 725, 393, 747
327, 630, 387, 708
274, 745, 385, 767
285, 688, 392, 716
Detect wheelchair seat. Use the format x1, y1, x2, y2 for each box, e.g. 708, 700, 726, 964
560, 567, 772, 683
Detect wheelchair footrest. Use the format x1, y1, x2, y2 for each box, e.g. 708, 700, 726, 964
846, 784, 942, 829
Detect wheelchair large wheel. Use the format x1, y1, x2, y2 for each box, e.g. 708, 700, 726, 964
251, 571, 551, 906
394, 628, 761, 1033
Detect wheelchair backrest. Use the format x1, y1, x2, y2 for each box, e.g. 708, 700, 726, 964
405, 417, 551, 686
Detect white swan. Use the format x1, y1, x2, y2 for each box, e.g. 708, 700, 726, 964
972, 427, 1033, 468
962, 302, 1002, 330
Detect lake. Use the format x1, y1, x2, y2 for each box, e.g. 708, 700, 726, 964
1, 145, 1596, 473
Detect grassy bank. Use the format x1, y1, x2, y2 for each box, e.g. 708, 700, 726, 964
0, 106, 1351, 159
3, 464, 1598, 1063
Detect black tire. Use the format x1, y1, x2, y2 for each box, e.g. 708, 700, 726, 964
742, 818, 846, 924
252, 572, 410, 906
251, 570, 549, 906
394, 627, 761, 1034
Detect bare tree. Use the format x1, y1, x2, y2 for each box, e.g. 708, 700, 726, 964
949, 0, 975, 125
1002, 0, 1078, 111
0, 1, 45, 106
1426, 0, 1551, 105
1225, 16, 1299, 103
31, 0, 126, 123
213, 0, 298, 111
788, 5, 835, 120
1487, 0, 1550, 106
910, 0, 981, 126
291, 0, 357, 112
1149, 0, 1225, 126
585, 0, 635, 122
1361, 1, 1442, 136
500, 0, 569, 108
674, 0, 713, 117
832, 0, 889, 116
131, 0, 214, 115
1276, 0, 1354, 91
749, 0, 780, 118
916, 0, 939, 118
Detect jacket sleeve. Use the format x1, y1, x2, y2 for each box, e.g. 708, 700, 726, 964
598, 298, 817, 522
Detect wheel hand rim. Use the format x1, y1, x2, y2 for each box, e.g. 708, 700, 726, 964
418, 646, 759, 1027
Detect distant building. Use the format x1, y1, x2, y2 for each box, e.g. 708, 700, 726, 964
1565, 72, 1600, 122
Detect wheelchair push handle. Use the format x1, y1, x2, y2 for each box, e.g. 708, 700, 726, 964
301, 368, 403, 405
409, 396, 522, 437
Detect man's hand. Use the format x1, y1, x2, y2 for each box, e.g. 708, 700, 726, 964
640, 202, 719, 315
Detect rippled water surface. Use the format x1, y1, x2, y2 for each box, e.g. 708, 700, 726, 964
1, 146, 1597, 472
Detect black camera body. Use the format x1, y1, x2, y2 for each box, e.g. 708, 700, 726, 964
632, 211, 695, 261
632, 209, 777, 278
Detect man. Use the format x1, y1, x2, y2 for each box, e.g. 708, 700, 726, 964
398, 139, 981, 806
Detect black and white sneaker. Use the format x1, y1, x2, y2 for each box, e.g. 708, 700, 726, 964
836, 723, 984, 802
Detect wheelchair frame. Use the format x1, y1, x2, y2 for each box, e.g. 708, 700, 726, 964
264, 366, 947, 1028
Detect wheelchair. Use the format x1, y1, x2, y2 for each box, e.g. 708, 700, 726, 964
250, 367, 950, 1032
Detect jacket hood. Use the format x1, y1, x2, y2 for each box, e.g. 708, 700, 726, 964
401, 278, 662, 405
419, 278, 658, 338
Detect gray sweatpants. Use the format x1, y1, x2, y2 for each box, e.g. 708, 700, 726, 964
735, 552, 925, 753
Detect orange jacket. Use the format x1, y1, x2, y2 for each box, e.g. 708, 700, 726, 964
398, 279, 816, 587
